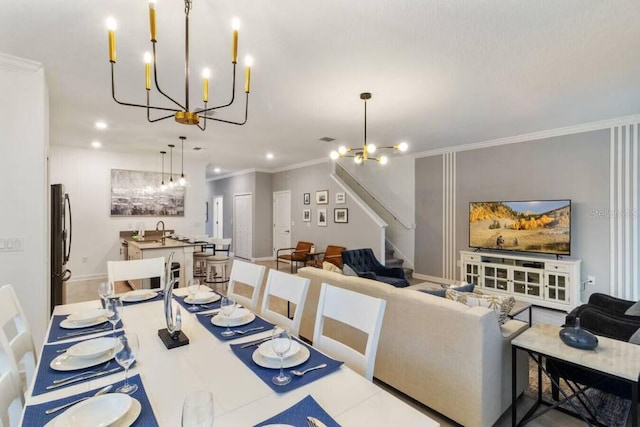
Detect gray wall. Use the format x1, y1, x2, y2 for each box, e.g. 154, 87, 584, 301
254, 172, 274, 258
415, 129, 612, 300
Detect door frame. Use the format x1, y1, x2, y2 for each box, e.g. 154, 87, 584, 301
272, 190, 292, 258
233, 192, 253, 260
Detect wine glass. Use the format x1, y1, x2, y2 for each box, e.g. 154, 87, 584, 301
98, 282, 114, 309
187, 279, 200, 312
220, 297, 236, 337
271, 327, 292, 386
181, 391, 214, 427
115, 333, 139, 394
106, 298, 123, 337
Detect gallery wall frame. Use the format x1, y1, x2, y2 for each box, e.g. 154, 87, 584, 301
317, 208, 327, 226
303, 193, 311, 205
110, 169, 185, 216
303, 209, 311, 222
336, 192, 346, 204
334, 208, 348, 223
316, 190, 329, 205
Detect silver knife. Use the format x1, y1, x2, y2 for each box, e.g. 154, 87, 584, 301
57, 326, 111, 339
239, 337, 271, 349
46, 367, 121, 390
307, 416, 329, 427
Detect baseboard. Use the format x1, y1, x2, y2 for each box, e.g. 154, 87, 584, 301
252, 256, 276, 262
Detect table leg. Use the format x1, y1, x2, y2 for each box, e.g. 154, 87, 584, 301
512, 345, 517, 427
528, 306, 532, 327
633, 380, 638, 427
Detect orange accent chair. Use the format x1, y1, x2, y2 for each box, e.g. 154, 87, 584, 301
307, 245, 346, 268
276, 241, 314, 273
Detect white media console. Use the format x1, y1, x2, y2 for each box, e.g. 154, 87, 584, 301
459, 250, 582, 312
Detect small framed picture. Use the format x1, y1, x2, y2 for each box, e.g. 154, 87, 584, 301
303, 209, 311, 222
334, 208, 348, 223
303, 193, 310, 205
335, 192, 346, 204
317, 208, 327, 226
316, 190, 329, 205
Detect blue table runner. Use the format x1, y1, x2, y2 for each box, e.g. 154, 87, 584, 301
195, 311, 275, 341
255, 395, 340, 427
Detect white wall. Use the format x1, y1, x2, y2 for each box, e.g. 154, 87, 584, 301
0, 53, 49, 347
50, 146, 208, 280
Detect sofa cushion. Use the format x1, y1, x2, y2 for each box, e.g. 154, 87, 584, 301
625, 301, 640, 317
377, 275, 409, 288
449, 283, 475, 293
445, 289, 515, 323
630, 328, 640, 345
322, 261, 343, 274
417, 288, 447, 298
342, 264, 358, 277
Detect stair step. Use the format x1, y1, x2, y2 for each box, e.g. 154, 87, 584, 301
385, 258, 404, 268
403, 267, 414, 279
384, 248, 394, 258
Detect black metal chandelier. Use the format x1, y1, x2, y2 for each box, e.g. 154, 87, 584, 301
107, 0, 253, 131
330, 92, 408, 165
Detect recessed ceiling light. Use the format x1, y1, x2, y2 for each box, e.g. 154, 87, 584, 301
266, 153, 274, 160
94, 120, 108, 130
214, 167, 221, 173
193, 147, 202, 151
91, 141, 102, 148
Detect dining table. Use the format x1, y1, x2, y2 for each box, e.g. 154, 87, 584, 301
22, 287, 439, 426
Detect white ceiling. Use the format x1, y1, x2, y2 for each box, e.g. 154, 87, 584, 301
1, 0, 639, 177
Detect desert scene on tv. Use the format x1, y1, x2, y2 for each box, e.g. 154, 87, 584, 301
469, 201, 571, 255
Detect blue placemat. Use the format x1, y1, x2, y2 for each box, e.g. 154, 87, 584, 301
173, 291, 222, 313
32, 334, 127, 396
121, 291, 164, 305
46, 315, 123, 343
230, 337, 343, 393
196, 311, 275, 341
23, 374, 159, 426
255, 395, 340, 427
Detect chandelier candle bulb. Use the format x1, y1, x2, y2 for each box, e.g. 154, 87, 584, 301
244, 55, 253, 93
202, 68, 210, 102
144, 52, 152, 90
231, 18, 240, 63
107, 17, 117, 63
149, 0, 157, 42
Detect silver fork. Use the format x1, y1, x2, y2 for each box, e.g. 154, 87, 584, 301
290, 363, 328, 377
233, 326, 265, 335
52, 361, 111, 384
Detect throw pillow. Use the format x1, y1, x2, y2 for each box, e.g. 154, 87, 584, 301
417, 288, 447, 298
445, 289, 516, 323
449, 283, 475, 293
342, 264, 359, 277
625, 301, 640, 317
322, 261, 343, 274
630, 328, 640, 345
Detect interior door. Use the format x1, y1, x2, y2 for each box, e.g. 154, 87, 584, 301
212, 195, 223, 238
273, 191, 292, 256
233, 193, 253, 259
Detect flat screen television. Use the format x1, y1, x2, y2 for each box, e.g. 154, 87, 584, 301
469, 200, 571, 256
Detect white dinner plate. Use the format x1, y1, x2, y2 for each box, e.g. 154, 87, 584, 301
66, 337, 117, 360
59, 317, 108, 330
50, 347, 115, 371
46, 394, 134, 427
120, 290, 158, 302
224, 307, 250, 320
252, 344, 310, 369
210, 312, 256, 327
262, 425, 295, 427
66, 309, 108, 326
257, 339, 302, 361
184, 292, 220, 304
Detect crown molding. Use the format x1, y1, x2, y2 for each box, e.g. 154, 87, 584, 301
206, 167, 271, 181
269, 157, 328, 173
413, 113, 640, 158
0, 53, 42, 74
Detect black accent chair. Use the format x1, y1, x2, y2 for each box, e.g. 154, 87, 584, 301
341, 248, 409, 288
547, 293, 640, 400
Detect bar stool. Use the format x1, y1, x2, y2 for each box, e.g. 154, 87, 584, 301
205, 255, 230, 286
193, 252, 209, 278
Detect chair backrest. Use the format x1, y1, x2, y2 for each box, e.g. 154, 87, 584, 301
260, 270, 310, 337
341, 248, 379, 272
227, 260, 266, 311
210, 238, 232, 255
107, 257, 166, 287
312, 283, 386, 381
0, 329, 22, 427
323, 245, 346, 267
296, 241, 313, 252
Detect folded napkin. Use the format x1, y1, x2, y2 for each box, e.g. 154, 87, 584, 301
173, 291, 222, 313
46, 315, 123, 344
230, 338, 343, 394
32, 334, 127, 396
196, 311, 275, 341
120, 290, 164, 305
22, 374, 159, 426
255, 395, 340, 427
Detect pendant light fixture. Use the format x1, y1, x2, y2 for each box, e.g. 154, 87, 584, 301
179, 136, 187, 186
168, 144, 175, 188
160, 150, 167, 191
330, 92, 409, 165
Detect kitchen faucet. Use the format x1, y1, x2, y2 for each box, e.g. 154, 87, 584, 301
156, 221, 166, 245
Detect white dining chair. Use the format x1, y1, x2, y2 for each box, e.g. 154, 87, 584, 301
226, 260, 266, 311
312, 283, 386, 381
0, 284, 37, 395
259, 270, 310, 337
107, 257, 166, 289
0, 329, 22, 427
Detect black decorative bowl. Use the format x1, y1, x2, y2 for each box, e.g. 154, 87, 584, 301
559, 325, 599, 350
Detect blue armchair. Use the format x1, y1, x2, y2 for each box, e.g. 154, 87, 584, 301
341, 248, 409, 288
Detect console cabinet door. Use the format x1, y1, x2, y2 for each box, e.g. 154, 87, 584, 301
546, 272, 569, 303
512, 268, 543, 300
482, 265, 510, 292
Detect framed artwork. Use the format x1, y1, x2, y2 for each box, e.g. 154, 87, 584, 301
334, 208, 348, 223
303, 193, 311, 205
317, 208, 327, 226
110, 169, 185, 216
303, 209, 311, 222
335, 192, 346, 204
315, 190, 329, 204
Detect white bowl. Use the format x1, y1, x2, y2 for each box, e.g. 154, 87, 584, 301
258, 339, 301, 361
67, 309, 108, 325
51, 394, 132, 427
121, 289, 156, 302
223, 307, 249, 320
193, 291, 214, 302
66, 337, 117, 360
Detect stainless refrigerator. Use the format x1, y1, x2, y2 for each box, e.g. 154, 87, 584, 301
51, 184, 72, 313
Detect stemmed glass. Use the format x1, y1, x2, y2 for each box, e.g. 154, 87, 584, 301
187, 279, 200, 312
181, 391, 214, 427
271, 327, 292, 386
115, 333, 139, 394
98, 282, 114, 309
220, 297, 236, 337
106, 298, 123, 337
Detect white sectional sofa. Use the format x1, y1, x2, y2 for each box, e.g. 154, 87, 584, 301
296, 267, 529, 427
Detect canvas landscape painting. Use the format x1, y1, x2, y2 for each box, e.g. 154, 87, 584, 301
110, 169, 185, 216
